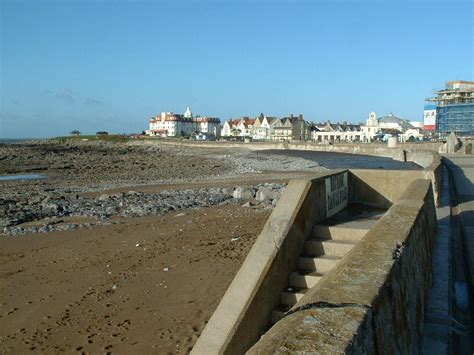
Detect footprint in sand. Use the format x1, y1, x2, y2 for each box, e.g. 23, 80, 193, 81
6, 307, 18, 315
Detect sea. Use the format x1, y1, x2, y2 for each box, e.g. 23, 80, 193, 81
0, 138, 37, 144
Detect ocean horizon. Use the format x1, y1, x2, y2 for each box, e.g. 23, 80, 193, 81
0, 138, 42, 144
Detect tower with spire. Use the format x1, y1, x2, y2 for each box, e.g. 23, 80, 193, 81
184, 107, 193, 118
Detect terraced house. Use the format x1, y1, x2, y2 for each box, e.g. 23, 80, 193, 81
270, 114, 311, 141
222, 114, 311, 141
221, 117, 256, 139
312, 121, 363, 142
249, 114, 274, 140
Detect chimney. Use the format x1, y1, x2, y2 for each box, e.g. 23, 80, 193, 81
298, 114, 303, 120
290, 114, 294, 119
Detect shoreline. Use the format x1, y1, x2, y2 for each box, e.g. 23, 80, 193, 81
0, 139, 424, 353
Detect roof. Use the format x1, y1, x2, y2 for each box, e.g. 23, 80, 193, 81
379, 128, 402, 135
242, 118, 256, 128
378, 114, 404, 124
225, 119, 241, 127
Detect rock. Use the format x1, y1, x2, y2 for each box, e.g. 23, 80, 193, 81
232, 187, 254, 199
98, 194, 110, 201
272, 197, 280, 208
256, 187, 277, 202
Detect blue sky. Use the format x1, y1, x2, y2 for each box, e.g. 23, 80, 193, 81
1, 0, 473, 138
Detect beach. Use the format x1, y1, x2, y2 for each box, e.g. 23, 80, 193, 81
0, 139, 323, 353
0, 139, 422, 353
0, 204, 270, 354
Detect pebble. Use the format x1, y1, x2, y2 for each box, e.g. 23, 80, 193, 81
1, 183, 286, 236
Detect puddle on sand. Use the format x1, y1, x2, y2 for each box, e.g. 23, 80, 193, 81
0, 174, 48, 181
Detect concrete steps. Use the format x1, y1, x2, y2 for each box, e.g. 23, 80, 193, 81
304, 238, 357, 257
298, 255, 341, 273
289, 271, 324, 288
270, 304, 291, 324
268, 207, 384, 326
313, 223, 370, 242
280, 287, 308, 306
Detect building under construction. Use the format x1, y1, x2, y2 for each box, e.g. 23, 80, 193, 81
427, 80, 474, 137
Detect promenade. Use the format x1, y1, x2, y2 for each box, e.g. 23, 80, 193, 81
444, 155, 474, 287
443, 154, 474, 353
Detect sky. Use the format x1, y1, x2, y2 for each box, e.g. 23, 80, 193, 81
0, 0, 473, 138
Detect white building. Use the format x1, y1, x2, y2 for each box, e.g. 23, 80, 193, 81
221, 117, 255, 138
147, 107, 221, 138
361, 112, 424, 142
312, 122, 363, 142
148, 112, 194, 137
251, 115, 277, 140
194, 116, 221, 137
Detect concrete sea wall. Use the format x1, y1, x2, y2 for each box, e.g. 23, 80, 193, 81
248, 179, 437, 354
134, 140, 442, 201
191, 170, 349, 354
135, 139, 442, 353
192, 166, 439, 354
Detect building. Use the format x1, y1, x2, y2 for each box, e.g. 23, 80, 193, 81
221, 114, 310, 141
427, 80, 474, 137
194, 116, 221, 137
312, 122, 363, 143
147, 107, 221, 138
270, 114, 311, 141
251, 114, 277, 141
221, 117, 255, 139
361, 112, 423, 142
147, 112, 193, 137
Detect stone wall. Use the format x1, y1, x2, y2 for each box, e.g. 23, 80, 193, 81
248, 179, 437, 354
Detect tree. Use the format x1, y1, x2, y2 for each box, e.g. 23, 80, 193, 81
96, 131, 109, 136
70, 130, 81, 136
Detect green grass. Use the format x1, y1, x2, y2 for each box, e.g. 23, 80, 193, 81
52, 134, 131, 143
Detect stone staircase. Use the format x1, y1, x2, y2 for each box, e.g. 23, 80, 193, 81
270, 207, 384, 325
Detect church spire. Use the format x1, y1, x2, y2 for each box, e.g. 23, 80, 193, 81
184, 106, 193, 118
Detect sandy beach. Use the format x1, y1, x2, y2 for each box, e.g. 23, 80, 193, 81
0, 140, 320, 353
0, 204, 270, 353
0, 139, 421, 353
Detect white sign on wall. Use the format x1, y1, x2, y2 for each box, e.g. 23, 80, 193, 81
325, 172, 348, 217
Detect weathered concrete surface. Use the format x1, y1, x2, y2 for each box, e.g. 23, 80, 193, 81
249, 307, 373, 354
349, 150, 442, 207
248, 179, 437, 354
136, 139, 443, 201
191, 170, 347, 355
422, 166, 452, 353
134, 139, 442, 159
350, 168, 441, 208
443, 155, 474, 289
191, 148, 442, 355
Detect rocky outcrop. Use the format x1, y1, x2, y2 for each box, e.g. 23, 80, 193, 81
1, 183, 286, 236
